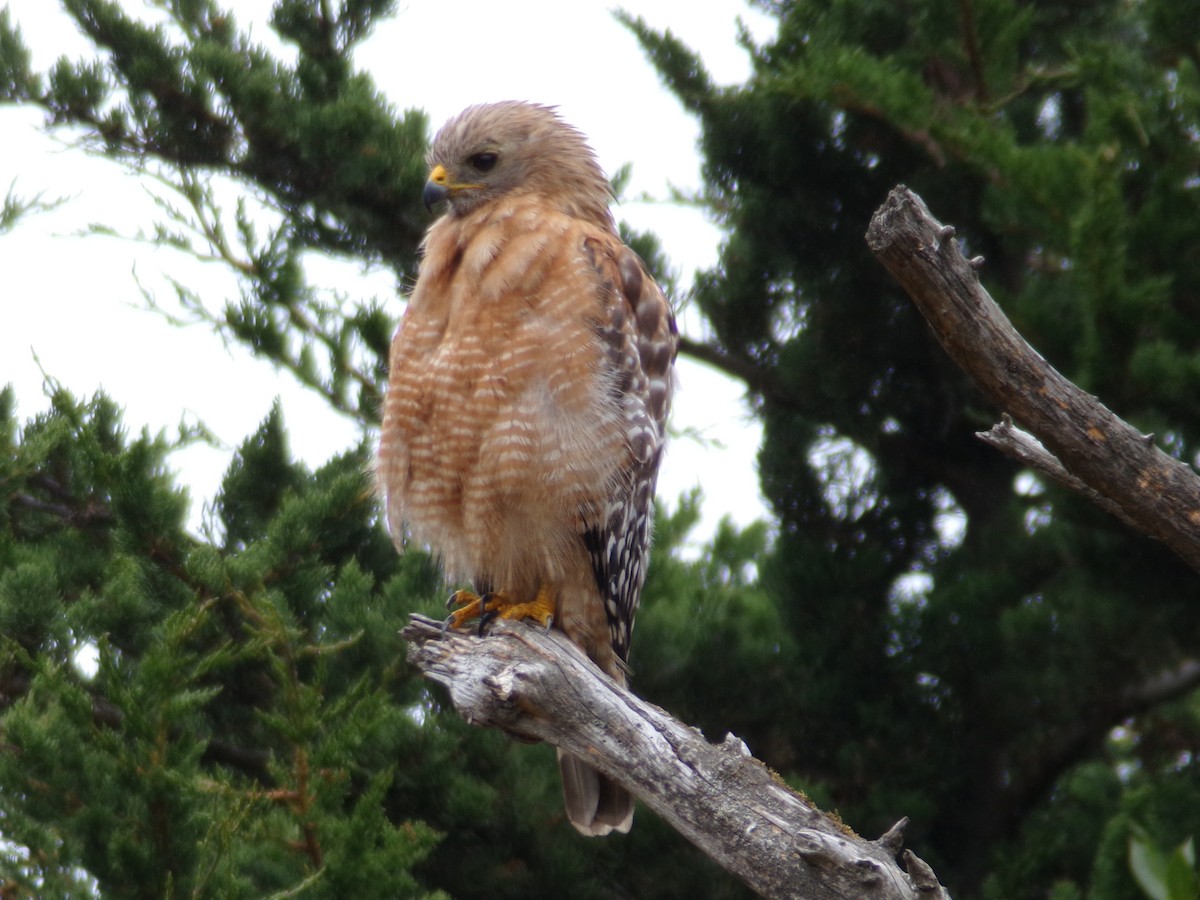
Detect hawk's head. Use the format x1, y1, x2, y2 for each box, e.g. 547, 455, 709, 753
423, 101, 614, 228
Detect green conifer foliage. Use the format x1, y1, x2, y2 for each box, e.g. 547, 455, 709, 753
7, 0, 1200, 896
1, 6, 769, 894
0, 384, 452, 896
623, 0, 1200, 894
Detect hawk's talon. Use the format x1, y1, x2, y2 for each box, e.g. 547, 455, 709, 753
477, 598, 499, 635
445, 589, 484, 631
441, 586, 556, 631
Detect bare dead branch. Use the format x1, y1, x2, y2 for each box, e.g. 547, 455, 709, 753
866, 185, 1200, 573
402, 614, 950, 900
976, 416, 1135, 528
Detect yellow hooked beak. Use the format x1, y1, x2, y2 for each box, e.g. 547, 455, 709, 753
423, 164, 483, 211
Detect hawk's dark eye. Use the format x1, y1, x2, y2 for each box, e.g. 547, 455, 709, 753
469, 151, 499, 172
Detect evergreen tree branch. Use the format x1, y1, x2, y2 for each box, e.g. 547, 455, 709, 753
866, 186, 1200, 574
1121, 658, 1200, 709
0, 668, 275, 782
0, 178, 68, 235
956, 0, 989, 102
1002, 657, 1200, 839
677, 335, 801, 411
402, 613, 951, 900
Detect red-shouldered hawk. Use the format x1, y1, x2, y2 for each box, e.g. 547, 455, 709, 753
378, 102, 677, 836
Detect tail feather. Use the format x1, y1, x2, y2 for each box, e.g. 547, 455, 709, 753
557, 750, 634, 836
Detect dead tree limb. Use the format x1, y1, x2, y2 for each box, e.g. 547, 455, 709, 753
865, 185, 1200, 573
403, 614, 950, 900
976, 415, 1136, 530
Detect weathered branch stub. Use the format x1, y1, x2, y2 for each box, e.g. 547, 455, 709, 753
403, 614, 949, 900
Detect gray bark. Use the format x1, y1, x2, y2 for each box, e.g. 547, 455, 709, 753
866, 185, 1200, 574
403, 614, 950, 899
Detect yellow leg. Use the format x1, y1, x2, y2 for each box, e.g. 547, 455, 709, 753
445, 584, 556, 631
445, 589, 484, 631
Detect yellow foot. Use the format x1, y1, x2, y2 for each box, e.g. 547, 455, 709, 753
445, 589, 484, 631
445, 584, 556, 631
488, 583, 556, 629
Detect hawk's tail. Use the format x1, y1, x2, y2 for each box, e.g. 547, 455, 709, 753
557, 750, 634, 836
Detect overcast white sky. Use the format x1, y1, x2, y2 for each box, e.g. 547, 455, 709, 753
1, 0, 776, 543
